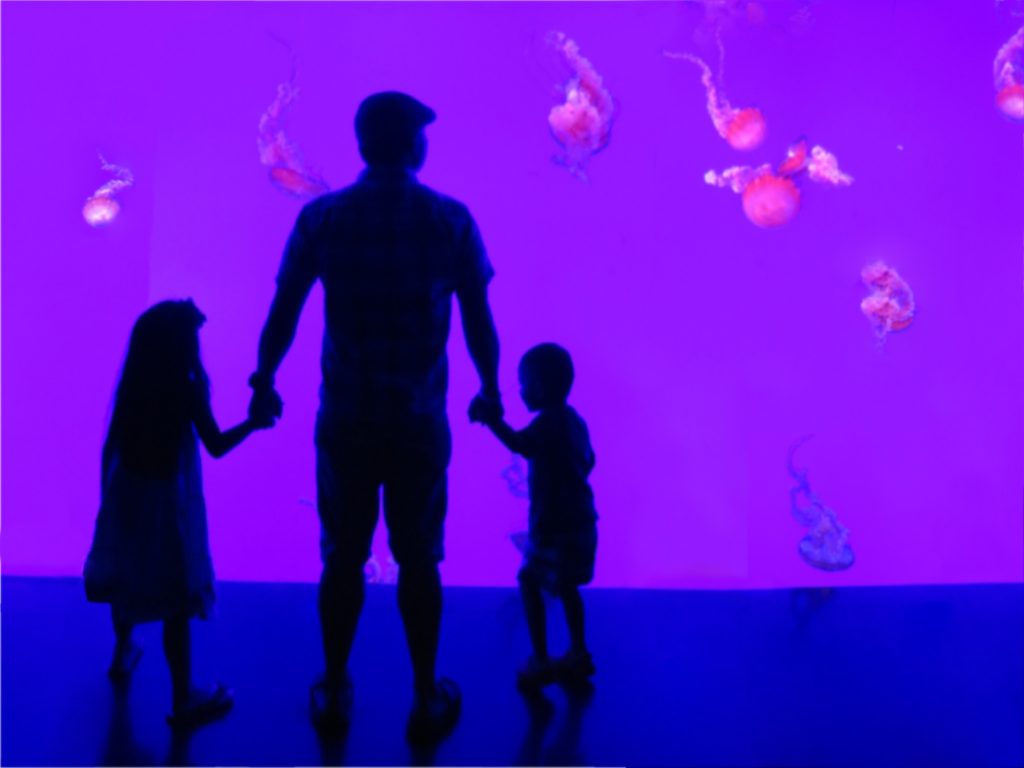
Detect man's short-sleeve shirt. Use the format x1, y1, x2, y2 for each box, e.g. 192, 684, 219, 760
276, 168, 494, 424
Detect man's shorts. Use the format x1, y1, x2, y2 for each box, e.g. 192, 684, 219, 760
315, 415, 451, 569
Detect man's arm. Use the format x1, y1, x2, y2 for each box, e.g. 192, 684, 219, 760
250, 205, 318, 417
249, 283, 311, 420
458, 282, 500, 399
253, 284, 311, 386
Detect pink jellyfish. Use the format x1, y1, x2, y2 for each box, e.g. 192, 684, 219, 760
258, 44, 330, 199
547, 32, 615, 181
994, 26, 1024, 122
860, 261, 914, 339
82, 156, 133, 227
664, 50, 766, 151
704, 137, 852, 227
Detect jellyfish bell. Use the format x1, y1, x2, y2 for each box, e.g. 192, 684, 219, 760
777, 138, 810, 176
741, 173, 800, 227
996, 82, 1024, 121
267, 166, 329, 199
82, 195, 120, 227
549, 100, 606, 152
725, 107, 767, 151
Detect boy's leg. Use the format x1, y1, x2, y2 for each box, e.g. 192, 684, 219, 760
560, 586, 587, 654
556, 585, 596, 681
162, 616, 191, 711
519, 572, 549, 661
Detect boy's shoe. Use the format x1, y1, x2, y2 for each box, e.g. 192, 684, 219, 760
166, 683, 234, 730
406, 677, 462, 746
310, 676, 354, 736
553, 649, 596, 682
516, 656, 557, 692
108, 641, 143, 682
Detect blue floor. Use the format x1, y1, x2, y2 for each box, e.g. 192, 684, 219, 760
2, 576, 1021, 767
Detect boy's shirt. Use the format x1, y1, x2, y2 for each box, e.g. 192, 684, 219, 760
515, 405, 597, 540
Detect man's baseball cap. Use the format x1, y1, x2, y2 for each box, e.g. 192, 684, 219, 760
355, 92, 436, 144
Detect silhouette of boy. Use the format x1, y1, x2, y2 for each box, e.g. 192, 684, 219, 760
470, 343, 597, 689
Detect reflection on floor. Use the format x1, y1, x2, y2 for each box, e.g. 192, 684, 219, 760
2, 577, 1021, 767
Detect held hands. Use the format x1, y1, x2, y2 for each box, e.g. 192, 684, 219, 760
248, 376, 283, 430
468, 389, 503, 425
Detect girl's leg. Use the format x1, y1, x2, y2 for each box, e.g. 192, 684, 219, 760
113, 617, 133, 650
108, 611, 143, 679
162, 616, 192, 711
560, 587, 587, 655
519, 572, 548, 661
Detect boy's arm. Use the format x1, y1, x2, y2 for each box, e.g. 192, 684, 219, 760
484, 417, 530, 456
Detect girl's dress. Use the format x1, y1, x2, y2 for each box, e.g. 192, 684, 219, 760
85, 429, 215, 625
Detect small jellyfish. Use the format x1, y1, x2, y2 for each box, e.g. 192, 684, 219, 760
83, 155, 133, 227
787, 436, 854, 572
860, 261, 914, 340
502, 453, 530, 500
258, 40, 330, 199
705, 137, 852, 227
994, 26, 1024, 122
502, 455, 529, 553
546, 32, 615, 181
365, 552, 398, 585
664, 50, 766, 151
509, 530, 529, 555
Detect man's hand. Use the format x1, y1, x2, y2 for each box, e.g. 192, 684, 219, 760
468, 390, 503, 424
249, 380, 284, 426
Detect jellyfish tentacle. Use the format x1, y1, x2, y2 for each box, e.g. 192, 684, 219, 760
257, 37, 330, 198
665, 49, 765, 151
994, 26, 1024, 121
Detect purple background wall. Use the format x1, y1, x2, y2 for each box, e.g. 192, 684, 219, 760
3, 1, 1022, 588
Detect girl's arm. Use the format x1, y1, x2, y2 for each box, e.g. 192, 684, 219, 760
192, 391, 265, 458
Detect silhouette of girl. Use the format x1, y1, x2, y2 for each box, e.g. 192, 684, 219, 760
84, 299, 272, 728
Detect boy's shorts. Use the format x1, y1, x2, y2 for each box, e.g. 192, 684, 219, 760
518, 526, 597, 594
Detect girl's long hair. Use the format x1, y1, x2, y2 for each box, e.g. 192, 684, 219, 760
103, 300, 209, 477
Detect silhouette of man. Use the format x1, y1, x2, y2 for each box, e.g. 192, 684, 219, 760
248, 92, 502, 743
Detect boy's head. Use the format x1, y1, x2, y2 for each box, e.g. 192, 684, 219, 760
518, 343, 574, 411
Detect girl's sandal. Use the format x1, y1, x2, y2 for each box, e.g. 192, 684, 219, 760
166, 684, 234, 730
516, 656, 557, 692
